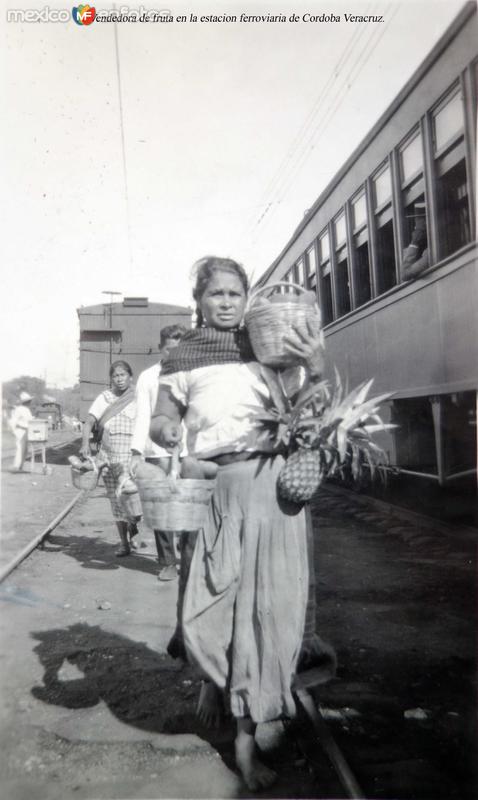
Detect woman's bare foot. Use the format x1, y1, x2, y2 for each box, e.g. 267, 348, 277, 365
235, 724, 277, 792
196, 681, 223, 727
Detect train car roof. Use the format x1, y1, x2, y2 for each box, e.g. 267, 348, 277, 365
257, 1, 477, 287
77, 302, 192, 316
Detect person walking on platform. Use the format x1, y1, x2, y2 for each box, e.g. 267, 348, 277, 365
9, 391, 33, 472
80, 360, 142, 557
150, 256, 334, 791
129, 324, 187, 580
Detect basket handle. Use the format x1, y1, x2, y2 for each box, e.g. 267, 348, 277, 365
116, 471, 136, 499
168, 447, 181, 493
85, 455, 99, 475
246, 281, 315, 312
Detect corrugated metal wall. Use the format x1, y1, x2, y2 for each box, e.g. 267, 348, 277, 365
78, 302, 192, 420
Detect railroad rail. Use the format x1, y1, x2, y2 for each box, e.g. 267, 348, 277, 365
0, 489, 84, 584
1, 434, 80, 465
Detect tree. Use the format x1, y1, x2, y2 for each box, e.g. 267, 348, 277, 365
2, 376, 46, 412
54, 385, 81, 418
2, 377, 81, 420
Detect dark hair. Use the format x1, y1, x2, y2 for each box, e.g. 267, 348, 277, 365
109, 360, 133, 379
191, 256, 249, 328
159, 324, 187, 348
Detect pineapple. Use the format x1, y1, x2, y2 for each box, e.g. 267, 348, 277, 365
277, 449, 323, 504
255, 366, 395, 504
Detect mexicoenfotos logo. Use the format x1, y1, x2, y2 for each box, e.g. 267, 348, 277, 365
72, 4, 96, 24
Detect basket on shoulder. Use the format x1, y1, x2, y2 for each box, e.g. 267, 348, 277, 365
134, 448, 218, 531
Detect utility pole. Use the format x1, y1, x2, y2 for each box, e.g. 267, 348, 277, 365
102, 291, 122, 370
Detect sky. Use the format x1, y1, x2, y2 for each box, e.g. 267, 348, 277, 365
1, 0, 468, 387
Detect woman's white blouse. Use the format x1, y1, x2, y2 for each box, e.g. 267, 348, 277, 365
159, 362, 301, 459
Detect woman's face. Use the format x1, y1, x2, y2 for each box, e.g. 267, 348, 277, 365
199, 270, 247, 330
111, 366, 131, 393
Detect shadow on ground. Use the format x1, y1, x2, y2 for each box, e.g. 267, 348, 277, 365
48, 533, 159, 575
45, 440, 82, 466
30, 623, 324, 798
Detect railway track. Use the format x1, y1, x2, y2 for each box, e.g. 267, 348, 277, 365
1, 434, 80, 465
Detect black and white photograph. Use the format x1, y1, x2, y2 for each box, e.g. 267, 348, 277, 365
1, 1, 477, 798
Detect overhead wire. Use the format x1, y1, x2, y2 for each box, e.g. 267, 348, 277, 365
235, 0, 383, 248
262, 2, 401, 220
242, 2, 402, 255
249, 0, 380, 225
113, 11, 134, 271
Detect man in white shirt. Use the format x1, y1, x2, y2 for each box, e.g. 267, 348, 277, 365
130, 324, 187, 580
9, 391, 34, 472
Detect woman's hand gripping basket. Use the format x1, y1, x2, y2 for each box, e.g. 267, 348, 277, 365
245, 282, 322, 368
69, 456, 100, 491
135, 450, 216, 531
116, 473, 142, 522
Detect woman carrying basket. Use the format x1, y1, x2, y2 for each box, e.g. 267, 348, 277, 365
150, 256, 330, 791
80, 360, 142, 557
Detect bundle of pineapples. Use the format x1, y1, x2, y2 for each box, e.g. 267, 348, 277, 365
256, 367, 394, 504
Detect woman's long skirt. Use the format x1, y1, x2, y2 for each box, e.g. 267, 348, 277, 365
99, 434, 142, 523
182, 455, 309, 723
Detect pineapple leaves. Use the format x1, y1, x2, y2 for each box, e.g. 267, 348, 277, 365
259, 366, 291, 415
252, 362, 394, 493
294, 377, 330, 413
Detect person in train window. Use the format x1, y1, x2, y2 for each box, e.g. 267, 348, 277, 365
80, 360, 142, 556
129, 324, 188, 582
401, 202, 429, 280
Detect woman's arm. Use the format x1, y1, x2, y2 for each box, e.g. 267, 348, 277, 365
150, 385, 185, 451
80, 413, 96, 458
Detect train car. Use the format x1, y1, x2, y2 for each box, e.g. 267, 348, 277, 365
77, 296, 192, 421
256, 4, 477, 491
37, 402, 62, 431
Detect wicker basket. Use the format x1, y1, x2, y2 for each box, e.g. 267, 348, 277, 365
116, 475, 142, 521
245, 282, 322, 368
135, 451, 215, 531
71, 457, 100, 491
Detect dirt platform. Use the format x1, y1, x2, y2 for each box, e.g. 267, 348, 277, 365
0, 472, 476, 799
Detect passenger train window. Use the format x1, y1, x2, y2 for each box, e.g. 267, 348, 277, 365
320, 230, 330, 261
400, 133, 423, 183
432, 88, 470, 259
305, 245, 317, 293
373, 164, 397, 292
399, 131, 428, 279
319, 231, 333, 325
433, 90, 463, 151
334, 213, 351, 316
294, 258, 305, 286
336, 248, 351, 316
373, 165, 392, 208
351, 192, 371, 305
280, 269, 293, 293
334, 213, 347, 246
352, 193, 367, 229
